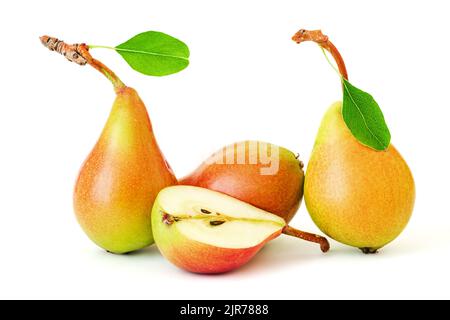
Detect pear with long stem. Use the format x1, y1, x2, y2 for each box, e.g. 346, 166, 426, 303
293, 30, 415, 253
40, 36, 177, 254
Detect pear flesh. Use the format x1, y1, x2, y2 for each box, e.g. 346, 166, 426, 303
74, 87, 177, 254
305, 102, 415, 252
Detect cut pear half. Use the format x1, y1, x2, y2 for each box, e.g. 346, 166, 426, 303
155, 186, 286, 249
151, 186, 329, 274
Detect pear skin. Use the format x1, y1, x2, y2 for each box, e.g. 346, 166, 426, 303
74, 87, 177, 254
305, 102, 415, 252
180, 141, 304, 223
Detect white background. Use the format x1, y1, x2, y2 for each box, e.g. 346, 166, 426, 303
0, 0, 449, 300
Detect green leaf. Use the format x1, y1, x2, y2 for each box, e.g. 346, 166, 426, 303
342, 79, 391, 151
115, 31, 189, 76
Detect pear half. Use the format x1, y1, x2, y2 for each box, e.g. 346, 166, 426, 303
152, 186, 286, 274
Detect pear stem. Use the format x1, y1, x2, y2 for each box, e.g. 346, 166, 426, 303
283, 225, 330, 253
292, 29, 348, 81
39, 36, 125, 92
77, 44, 125, 92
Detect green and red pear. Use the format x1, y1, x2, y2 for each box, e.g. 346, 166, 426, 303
40, 36, 177, 254
74, 86, 177, 254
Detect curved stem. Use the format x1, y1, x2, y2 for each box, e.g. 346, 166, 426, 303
292, 29, 348, 80
39, 36, 125, 92
283, 225, 330, 253
77, 44, 125, 92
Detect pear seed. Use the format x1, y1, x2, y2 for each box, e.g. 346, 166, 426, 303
210, 220, 225, 226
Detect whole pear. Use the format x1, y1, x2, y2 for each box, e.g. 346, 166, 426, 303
74, 86, 177, 254
305, 102, 415, 253
39, 36, 179, 254
180, 141, 304, 223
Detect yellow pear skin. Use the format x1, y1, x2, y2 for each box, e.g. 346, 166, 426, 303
305, 102, 415, 252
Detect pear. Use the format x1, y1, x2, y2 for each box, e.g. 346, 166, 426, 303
40, 36, 177, 253
178, 142, 329, 254
180, 141, 304, 223
305, 102, 415, 253
293, 29, 415, 253
74, 86, 177, 254
152, 186, 293, 274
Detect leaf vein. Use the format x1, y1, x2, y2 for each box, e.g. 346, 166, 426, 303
115, 47, 189, 61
